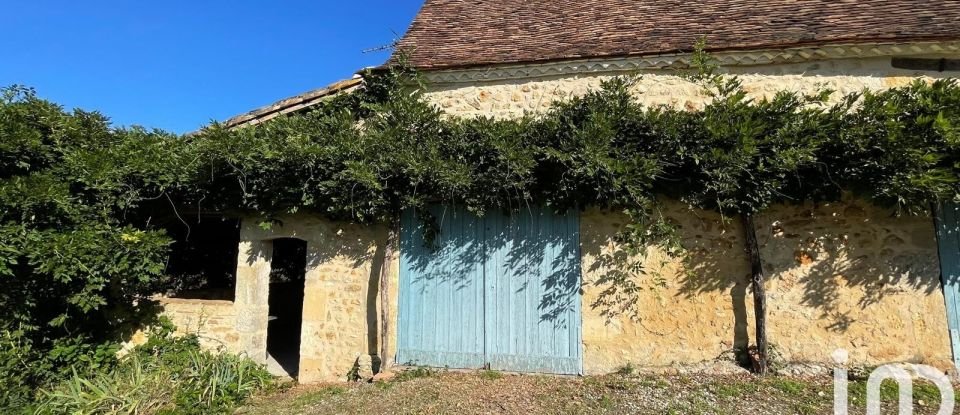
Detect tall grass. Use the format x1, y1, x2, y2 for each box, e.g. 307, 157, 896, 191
35, 331, 271, 415
37, 356, 171, 414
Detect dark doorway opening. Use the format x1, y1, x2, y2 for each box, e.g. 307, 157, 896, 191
266, 238, 307, 379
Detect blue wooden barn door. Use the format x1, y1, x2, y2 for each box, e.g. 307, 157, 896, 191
397, 206, 582, 374
485, 208, 582, 374
397, 206, 486, 369
934, 203, 960, 369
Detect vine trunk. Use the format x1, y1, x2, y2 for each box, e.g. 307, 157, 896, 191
742, 213, 769, 374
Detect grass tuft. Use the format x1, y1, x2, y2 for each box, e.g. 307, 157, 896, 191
392, 366, 436, 383
768, 378, 806, 397
614, 363, 636, 376
479, 370, 504, 380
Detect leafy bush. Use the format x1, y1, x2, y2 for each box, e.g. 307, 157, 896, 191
36, 328, 271, 415
1, 329, 43, 411
614, 362, 636, 376
1, 329, 123, 412
478, 369, 504, 380
0, 84, 187, 410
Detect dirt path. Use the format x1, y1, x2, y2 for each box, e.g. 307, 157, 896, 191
237, 369, 949, 415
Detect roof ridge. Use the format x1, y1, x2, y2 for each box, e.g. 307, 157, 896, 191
220, 77, 363, 130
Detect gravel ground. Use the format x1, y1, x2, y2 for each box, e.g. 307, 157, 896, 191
237, 369, 950, 415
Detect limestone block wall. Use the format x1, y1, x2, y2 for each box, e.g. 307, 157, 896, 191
580, 203, 751, 373
145, 195, 952, 379
145, 215, 392, 383
150, 201, 950, 380
236, 216, 390, 383
154, 298, 239, 352
231, 239, 271, 367
756, 200, 951, 370
120, 297, 240, 359
422, 54, 956, 374
423, 57, 953, 119
579, 198, 952, 375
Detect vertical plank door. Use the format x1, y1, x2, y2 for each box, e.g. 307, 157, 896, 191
935, 202, 960, 369
485, 207, 582, 374
397, 206, 486, 369
397, 205, 581, 374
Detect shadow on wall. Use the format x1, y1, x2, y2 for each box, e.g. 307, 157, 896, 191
758, 201, 941, 332
232, 197, 943, 372
583, 197, 943, 357
114, 299, 167, 348
581, 205, 752, 357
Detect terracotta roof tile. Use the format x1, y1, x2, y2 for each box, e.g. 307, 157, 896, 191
393, 0, 960, 69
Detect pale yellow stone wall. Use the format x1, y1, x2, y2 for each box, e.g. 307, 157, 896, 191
233, 239, 271, 365
143, 216, 392, 383
580, 198, 952, 375
424, 57, 949, 119
142, 196, 953, 378
580, 203, 751, 372
757, 200, 951, 371
154, 298, 239, 351
120, 298, 240, 359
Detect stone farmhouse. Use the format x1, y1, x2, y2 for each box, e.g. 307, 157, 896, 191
150, 1, 960, 383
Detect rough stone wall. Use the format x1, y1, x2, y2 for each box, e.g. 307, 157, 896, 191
237, 216, 390, 383
154, 298, 239, 351
580, 198, 952, 375
120, 298, 239, 358
143, 197, 952, 378
756, 199, 951, 371
423, 57, 947, 119
232, 239, 271, 366
145, 216, 391, 383
580, 202, 752, 373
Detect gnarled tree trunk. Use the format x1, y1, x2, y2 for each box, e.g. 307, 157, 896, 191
741, 213, 769, 374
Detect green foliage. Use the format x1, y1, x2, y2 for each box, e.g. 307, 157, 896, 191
36, 328, 272, 415
848, 378, 944, 407
677, 40, 846, 215
834, 79, 960, 213
0, 329, 44, 411
767, 378, 806, 397
36, 357, 173, 415
0, 85, 176, 409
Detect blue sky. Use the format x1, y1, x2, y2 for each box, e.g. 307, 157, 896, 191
0, 1, 423, 133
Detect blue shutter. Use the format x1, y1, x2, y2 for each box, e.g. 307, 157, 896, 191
934, 203, 960, 369
397, 205, 582, 374
397, 206, 486, 369
485, 207, 582, 374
